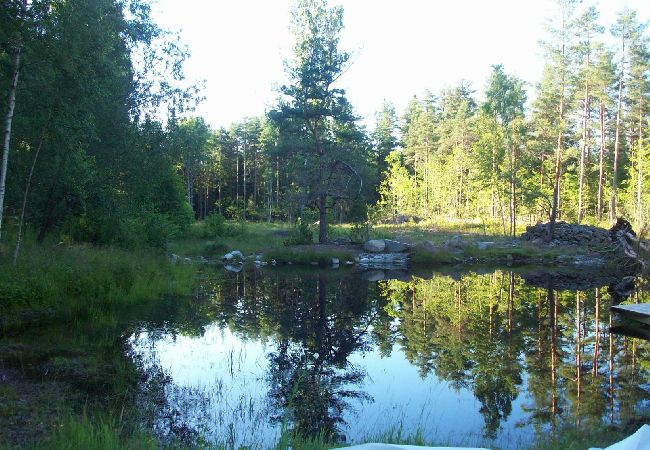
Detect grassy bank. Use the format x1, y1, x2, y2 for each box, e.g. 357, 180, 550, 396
9, 413, 636, 449
165, 219, 621, 271
0, 239, 195, 329
168, 221, 291, 257
0, 237, 198, 447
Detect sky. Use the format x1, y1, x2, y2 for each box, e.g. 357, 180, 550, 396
150, 0, 650, 130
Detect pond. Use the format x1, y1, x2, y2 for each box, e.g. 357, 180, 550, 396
128, 266, 650, 448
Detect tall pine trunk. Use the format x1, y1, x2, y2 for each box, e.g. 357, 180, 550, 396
318, 193, 327, 244
578, 49, 590, 224
242, 142, 247, 220
597, 102, 606, 221
510, 143, 517, 236
636, 111, 644, 226
549, 85, 565, 240
611, 36, 625, 223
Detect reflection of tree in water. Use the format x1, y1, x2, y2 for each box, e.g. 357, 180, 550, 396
265, 273, 374, 442
267, 342, 369, 441
378, 273, 523, 438
200, 270, 382, 442
134, 267, 650, 444
377, 271, 650, 440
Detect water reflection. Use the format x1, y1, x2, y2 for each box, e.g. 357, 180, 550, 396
128, 267, 650, 448
265, 273, 374, 441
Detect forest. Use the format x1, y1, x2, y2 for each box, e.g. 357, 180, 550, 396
1, 1, 650, 448
1, 0, 649, 252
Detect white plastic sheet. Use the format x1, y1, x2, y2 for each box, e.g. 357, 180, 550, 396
332, 444, 489, 450
588, 425, 650, 450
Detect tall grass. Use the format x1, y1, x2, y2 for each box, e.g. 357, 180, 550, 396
0, 239, 195, 328
13, 414, 160, 450
169, 221, 290, 257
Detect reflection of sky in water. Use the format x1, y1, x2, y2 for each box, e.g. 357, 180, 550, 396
347, 342, 532, 448
130, 322, 533, 448
130, 326, 280, 446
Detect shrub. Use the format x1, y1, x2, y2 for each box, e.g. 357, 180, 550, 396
349, 221, 371, 243
284, 220, 313, 246
204, 212, 227, 236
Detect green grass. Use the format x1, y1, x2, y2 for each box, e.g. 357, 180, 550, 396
169, 221, 291, 257
533, 422, 631, 450
7, 414, 160, 450
7, 414, 636, 450
409, 249, 458, 265
0, 239, 195, 328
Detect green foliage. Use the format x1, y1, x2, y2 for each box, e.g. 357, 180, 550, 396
284, 220, 314, 246
269, 0, 371, 243
409, 249, 457, 265
204, 212, 227, 237
1, 0, 196, 251
36, 415, 158, 450
0, 240, 195, 329
349, 221, 371, 244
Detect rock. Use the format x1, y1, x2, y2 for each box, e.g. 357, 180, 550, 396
383, 239, 409, 253
356, 252, 409, 269
414, 240, 438, 252
476, 241, 495, 250
363, 239, 386, 253
444, 235, 463, 248
331, 258, 340, 266
574, 255, 606, 267
225, 263, 243, 273
393, 214, 420, 224
520, 221, 617, 251
442, 235, 463, 253
223, 250, 244, 262
169, 254, 192, 264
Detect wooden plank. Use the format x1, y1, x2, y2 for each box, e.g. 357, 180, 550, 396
611, 304, 650, 326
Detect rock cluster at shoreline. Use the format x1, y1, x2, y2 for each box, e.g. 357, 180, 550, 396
520, 221, 615, 249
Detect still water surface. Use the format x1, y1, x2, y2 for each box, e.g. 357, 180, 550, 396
128, 267, 650, 448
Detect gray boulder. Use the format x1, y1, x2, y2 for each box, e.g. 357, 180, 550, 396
223, 250, 244, 262
364, 239, 386, 253
225, 263, 243, 273
443, 235, 463, 251
414, 240, 438, 252
476, 241, 495, 250
384, 239, 409, 253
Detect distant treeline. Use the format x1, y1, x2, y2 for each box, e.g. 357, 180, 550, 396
1, 0, 648, 249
